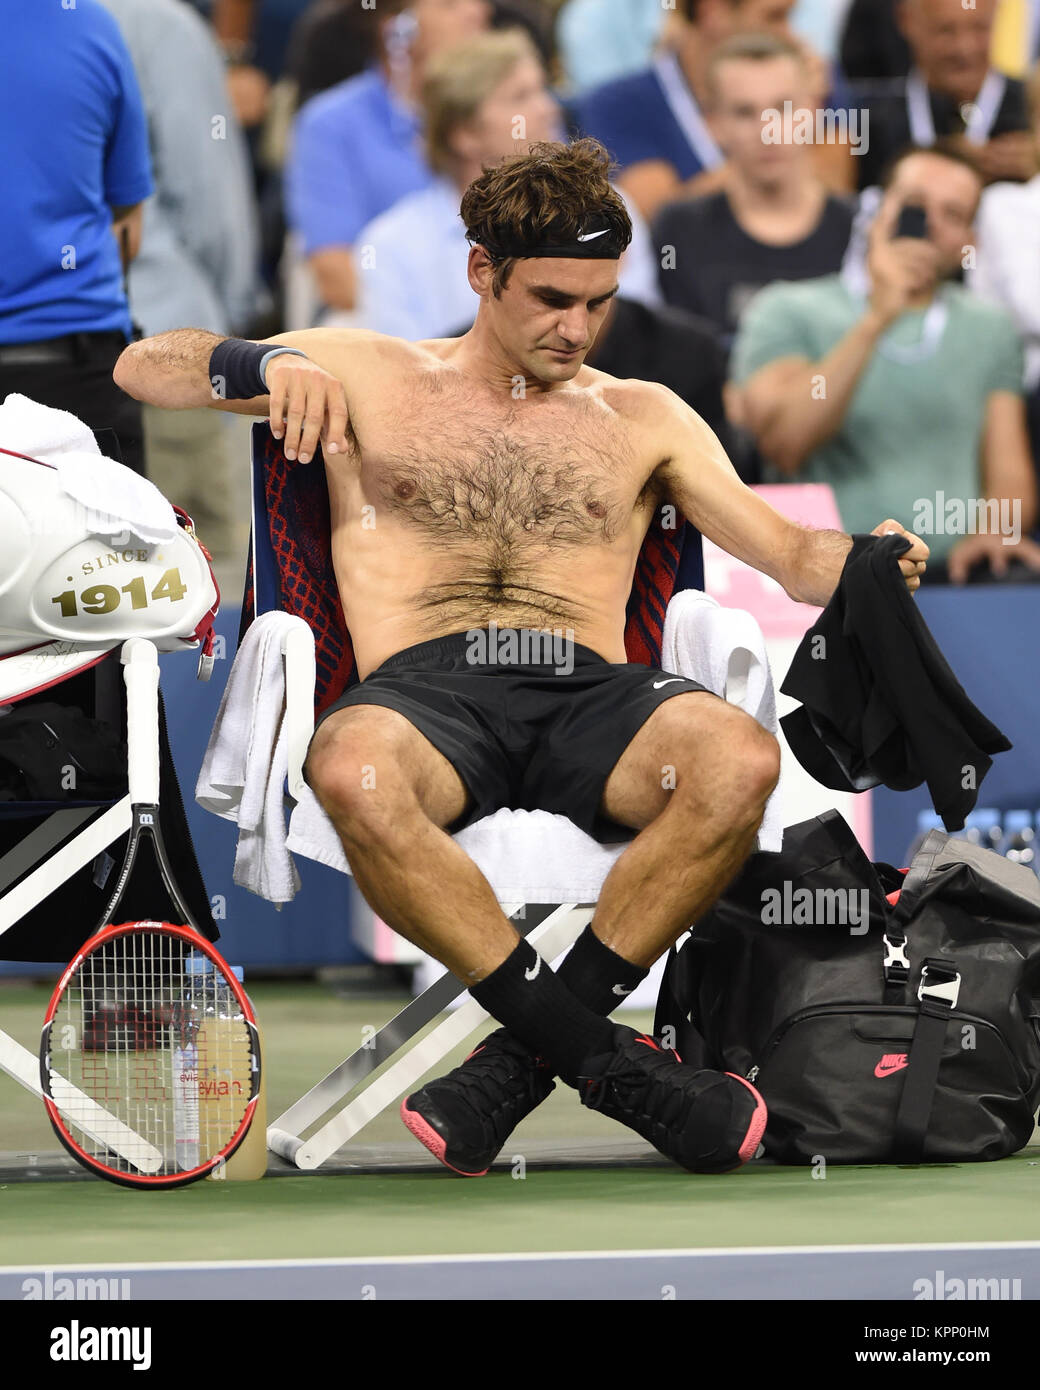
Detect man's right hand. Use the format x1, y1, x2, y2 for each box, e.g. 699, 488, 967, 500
866, 198, 940, 326
266, 353, 351, 465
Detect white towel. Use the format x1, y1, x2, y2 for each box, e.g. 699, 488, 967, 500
286, 785, 350, 877
196, 611, 300, 902
0, 393, 177, 544
55, 452, 177, 545
288, 796, 631, 903
661, 590, 784, 851
0, 391, 100, 460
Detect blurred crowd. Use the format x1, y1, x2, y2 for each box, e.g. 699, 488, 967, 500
4, 0, 1040, 584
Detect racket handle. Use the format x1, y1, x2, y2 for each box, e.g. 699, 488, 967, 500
121, 638, 160, 807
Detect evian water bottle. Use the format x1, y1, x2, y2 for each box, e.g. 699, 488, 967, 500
172, 1035, 199, 1171
171, 960, 206, 1171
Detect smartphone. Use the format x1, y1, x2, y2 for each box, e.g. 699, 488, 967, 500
893, 204, 929, 239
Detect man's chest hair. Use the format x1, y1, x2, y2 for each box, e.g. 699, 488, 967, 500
345, 375, 661, 548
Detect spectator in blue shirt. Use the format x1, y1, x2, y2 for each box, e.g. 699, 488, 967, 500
555, 0, 670, 94
0, 0, 153, 473
570, 0, 853, 224
790, 0, 854, 62
99, 0, 262, 567
285, 0, 490, 319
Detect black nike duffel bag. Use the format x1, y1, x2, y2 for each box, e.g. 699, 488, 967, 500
654, 810, 1040, 1164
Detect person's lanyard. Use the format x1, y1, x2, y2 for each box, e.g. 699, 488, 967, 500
905, 67, 1006, 146
840, 259, 951, 365
875, 295, 950, 365
652, 50, 724, 171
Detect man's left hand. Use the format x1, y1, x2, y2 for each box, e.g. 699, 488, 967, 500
872, 519, 930, 593
972, 132, 1036, 184
947, 532, 1040, 584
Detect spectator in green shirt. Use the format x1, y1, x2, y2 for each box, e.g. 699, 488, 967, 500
730, 142, 1040, 582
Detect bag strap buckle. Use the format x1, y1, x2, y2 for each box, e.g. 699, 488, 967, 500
917, 959, 961, 1011
883, 932, 910, 983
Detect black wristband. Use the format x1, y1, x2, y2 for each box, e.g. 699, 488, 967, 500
208, 339, 306, 401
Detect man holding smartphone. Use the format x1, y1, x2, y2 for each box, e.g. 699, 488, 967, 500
730, 143, 1040, 582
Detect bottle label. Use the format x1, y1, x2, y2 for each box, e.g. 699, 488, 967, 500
172, 1043, 200, 1171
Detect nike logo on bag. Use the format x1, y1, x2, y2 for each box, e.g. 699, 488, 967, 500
577, 229, 609, 242
524, 955, 542, 981
874, 1053, 909, 1078
652, 679, 685, 689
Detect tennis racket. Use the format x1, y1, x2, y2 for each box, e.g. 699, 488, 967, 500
39, 639, 261, 1188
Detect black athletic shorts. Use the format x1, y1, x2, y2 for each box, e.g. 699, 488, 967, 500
309, 627, 717, 843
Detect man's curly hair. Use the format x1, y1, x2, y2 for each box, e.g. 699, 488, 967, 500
460, 138, 633, 296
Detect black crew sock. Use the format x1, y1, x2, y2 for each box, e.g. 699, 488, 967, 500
556, 923, 650, 1015
469, 937, 616, 1084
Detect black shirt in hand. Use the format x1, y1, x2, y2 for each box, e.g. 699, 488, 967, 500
780, 533, 1012, 830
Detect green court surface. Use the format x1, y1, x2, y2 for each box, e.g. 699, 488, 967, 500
2, 979, 1039, 1269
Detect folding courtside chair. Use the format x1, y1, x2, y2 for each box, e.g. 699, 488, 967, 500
0, 430, 219, 1168
224, 425, 773, 1172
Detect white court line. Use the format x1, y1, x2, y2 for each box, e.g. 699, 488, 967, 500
4, 1240, 1040, 1275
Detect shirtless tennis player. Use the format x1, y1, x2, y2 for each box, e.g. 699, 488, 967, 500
115, 139, 928, 1176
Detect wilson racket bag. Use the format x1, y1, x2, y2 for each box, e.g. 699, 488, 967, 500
655, 809, 1040, 1164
